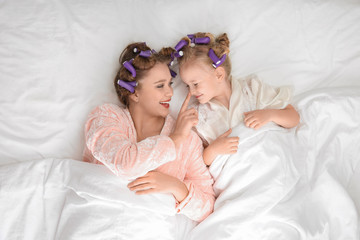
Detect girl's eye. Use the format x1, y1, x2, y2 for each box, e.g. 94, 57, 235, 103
194, 83, 198, 87
156, 84, 164, 88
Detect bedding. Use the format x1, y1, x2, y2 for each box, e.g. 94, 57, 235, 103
188, 89, 360, 239
0, 158, 192, 240
0, 0, 359, 239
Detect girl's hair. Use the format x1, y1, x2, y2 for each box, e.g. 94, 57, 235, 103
177, 32, 231, 77
114, 42, 175, 106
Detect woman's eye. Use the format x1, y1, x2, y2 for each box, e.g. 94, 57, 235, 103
169, 81, 174, 86
186, 85, 189, 88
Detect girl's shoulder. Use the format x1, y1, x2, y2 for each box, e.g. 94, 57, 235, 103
235, 74, 263, 90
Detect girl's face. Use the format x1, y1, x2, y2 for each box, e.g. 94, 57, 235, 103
134, 63, 173, 118
179, 60, 219, 104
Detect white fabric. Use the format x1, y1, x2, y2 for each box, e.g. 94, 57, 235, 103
194, 74, 292, 144
0, 158, 195, 240
188, 89, 360, 240
0, 0, 360, 239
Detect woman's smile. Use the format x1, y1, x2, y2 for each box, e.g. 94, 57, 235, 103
160, 99, 171, 108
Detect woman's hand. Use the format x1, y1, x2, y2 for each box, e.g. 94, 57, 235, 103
244, 109, 273, 130
128, 171, 189, 203
203, 129, 239, 166
170, 92, 198, 148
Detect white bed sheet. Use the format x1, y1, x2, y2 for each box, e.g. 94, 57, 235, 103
188, 88, 360, 239
0, 0, 360, 239
0, 158, 195, 240
1, 0, 360, 165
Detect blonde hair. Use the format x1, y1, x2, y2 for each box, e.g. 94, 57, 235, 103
177, 32, 231, 77
114, 43, 175, 106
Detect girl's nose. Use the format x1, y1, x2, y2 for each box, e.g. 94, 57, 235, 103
189, 86, 196, 96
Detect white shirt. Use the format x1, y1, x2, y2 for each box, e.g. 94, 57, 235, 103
192, 74, 293, 144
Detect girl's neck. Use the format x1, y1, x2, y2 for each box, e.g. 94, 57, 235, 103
213, 76, 232, 109
128, 105, 165, 142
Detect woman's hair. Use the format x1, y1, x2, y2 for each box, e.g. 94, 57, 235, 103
177, 32, 231, 77
114, 42, 175, 106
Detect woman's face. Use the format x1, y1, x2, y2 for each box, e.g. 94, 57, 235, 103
179, 60, 219, 104
134, 63, 173, 118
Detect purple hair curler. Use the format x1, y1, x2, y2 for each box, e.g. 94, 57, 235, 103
123, 59, 136, 78
170, 69, 177, 78
187, 34, 210, 44
174, 51, 183, 58
208, 48, 226, 68
117, 79, 137, 93
174, 40, 188, 52
139, 50, 152, 58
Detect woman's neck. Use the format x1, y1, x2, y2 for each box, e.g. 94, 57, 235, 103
213, 76, 232, 109
128, 105, 165, 142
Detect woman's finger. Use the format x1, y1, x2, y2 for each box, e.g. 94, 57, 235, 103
179, 92, 191, 113
128, 182, 153, 191
135, 188, 158, 195
127, 176, 150, 188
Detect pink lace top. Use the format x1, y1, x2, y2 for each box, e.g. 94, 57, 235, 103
83, 103, 215, 222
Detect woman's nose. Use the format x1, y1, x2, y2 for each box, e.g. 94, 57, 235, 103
166, 85, 173, 97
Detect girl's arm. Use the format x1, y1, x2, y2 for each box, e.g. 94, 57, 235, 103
269, 104, 300, 128
244, 104, 300, 130
203, 129, 239, 166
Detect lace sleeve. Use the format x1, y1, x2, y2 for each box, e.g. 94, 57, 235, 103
85, 104, 176, 178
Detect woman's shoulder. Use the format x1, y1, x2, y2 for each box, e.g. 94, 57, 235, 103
88, 103, 129, 120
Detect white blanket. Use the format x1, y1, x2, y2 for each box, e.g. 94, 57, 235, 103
0, 158, 195, 240
0, 89, 359, 240
188, 89, 360, 240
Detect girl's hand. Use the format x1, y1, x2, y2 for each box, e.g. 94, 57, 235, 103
170, 92, 198, 148
244, 109, 273, 130
128, 171, 189, 203
203, 129, 239, 166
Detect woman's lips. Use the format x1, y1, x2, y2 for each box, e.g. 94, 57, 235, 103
160, 99, 171, 109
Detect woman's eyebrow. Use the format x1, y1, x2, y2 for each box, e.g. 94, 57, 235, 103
153, 79, 166, 84
154, 78, 172, 84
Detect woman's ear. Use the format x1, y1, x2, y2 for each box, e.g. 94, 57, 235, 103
129, 91, 139, 103
215, 66, 226, 82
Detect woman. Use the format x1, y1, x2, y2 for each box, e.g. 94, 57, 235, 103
83, 42, 215, 222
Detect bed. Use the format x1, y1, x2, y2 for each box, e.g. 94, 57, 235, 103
0, 0, 359, 239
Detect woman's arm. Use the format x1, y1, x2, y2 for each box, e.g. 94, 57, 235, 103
127, 171, 189, 202
176, 132, 215, 222
85, 104, 176, 178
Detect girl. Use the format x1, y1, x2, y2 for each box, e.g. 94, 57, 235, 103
83, 42, 215, 222
174, 32, 300, 166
